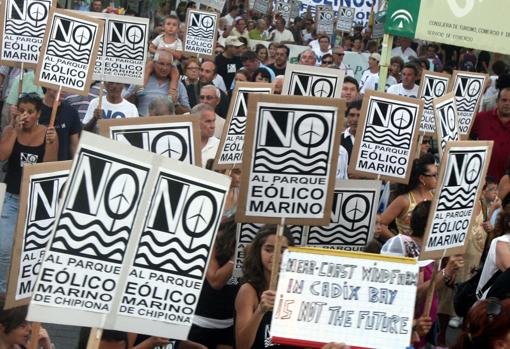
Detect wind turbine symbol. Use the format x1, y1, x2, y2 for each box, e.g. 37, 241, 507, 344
108, 177, 131, 231
392, 109, 411, 136
126, 26, 143, 50
300, 119, 321, 157
159, 136, 182, 158
346, 198, 364, 230
28, 3, 46, 27
74, 27, 91, 51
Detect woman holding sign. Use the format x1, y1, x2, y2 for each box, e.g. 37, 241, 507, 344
0, 93, 58, 292
235, 225, 295, 349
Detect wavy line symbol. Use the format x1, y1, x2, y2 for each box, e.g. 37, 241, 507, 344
437, 187, 477, 210
106, 42, 144, 60
188, 27, 213, 39
422, 96, 434, 110
228, 117, 246, 135
134, 231, 210, 278
364, 126, 412, 148
455, 99, 477, 112
5, 21, 45, 36
307, 225, 369, 245
47, 41, 91, 64
253, 148, 328, 175
239, 223, 260, 242
24, 221, 53, 251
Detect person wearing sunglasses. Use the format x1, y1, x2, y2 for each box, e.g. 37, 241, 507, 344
320, 53, 334, 67
332, 48, 354, 77
452, 298, 510, 349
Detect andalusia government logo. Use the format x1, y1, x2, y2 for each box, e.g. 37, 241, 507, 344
384, 0, 420, 38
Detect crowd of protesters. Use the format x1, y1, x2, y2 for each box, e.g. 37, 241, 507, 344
1, 0, 510, 348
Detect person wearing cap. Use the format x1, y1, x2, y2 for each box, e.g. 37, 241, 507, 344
215, 36, 244, 90
238, 51, 275, 83
269, 17, 295, 44
359, 53, 381, 91
391, 37, 418, 63
332, 47, 354, 77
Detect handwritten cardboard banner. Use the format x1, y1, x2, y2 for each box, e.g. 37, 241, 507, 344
5, 161, 71, 309
183, 8, 218, 58
214, 82, 273, 170
282, 63, 345, 98
306, 179, 380, 252
271, 247, 418, 349
348, 91, 424, 184
98, 115, 202, 166
0, 0, 56, 68
433, 92, 460, 159
417, 71, 451, 135
27, 132, 230, 340
421, 141, 493, 260
236, 94, 344, 225
35, 8, 103, 95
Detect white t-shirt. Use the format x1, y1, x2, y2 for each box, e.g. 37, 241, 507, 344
222, 14, 235, 27
313, 47, 332, 65
391, 46, 418, 63
359, 70, 379, 91
270, 29, 295, 43
202, 136, 220, 167
476, 234, 510, 299
386, 83, 419, 98
336, 145, 349, 179
83, 96, 139, 124
361, 74, 397, 94
214, 114, 225, 139
152, 34, 183, 51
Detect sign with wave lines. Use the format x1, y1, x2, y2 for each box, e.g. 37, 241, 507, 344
421, 141, 492, 260
35, 8, 103, 95
237, 94, 344, 225
0, 0, 56, 68
183, 8, 218, 58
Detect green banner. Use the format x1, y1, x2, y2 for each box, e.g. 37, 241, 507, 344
386, 0, 510, 55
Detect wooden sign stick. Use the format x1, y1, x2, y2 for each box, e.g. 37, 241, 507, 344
17, 62, 24, 98
423, 259, 441, 317
49, 85, 62, 128
416, 132, 425, 158
98, 81, 104, 110
29, 322, 41, 349
269, 217, 286, 291
86, 328, 103, 349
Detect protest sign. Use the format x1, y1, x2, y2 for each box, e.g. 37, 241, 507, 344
417, 71, 451, 134
99, 115, 201, 166
421, 141, 493, 260
336, 6, 355, 32
271, 247, 418, 349
214, 82, 273, 170
236, 94, 344, 225
233, 223, 307, 278
35, 9, 102, 95
306, 179, 380, 252
28, 132, 230, 339
290, 0, 302, 21
200, 0, 225, 12
275, 1, 291, 23
342, 51, 369, 82
90, 13, 149, 85
301, 0, 376, 27
349, 91, 423, 184
433, 92, 459, 159
316, 6, 334, 35
183, 9, 218, 58
448, 71, 487, 136
5, 161, 71, 309
371, 22, 384, 39
385, 0, 510, 56
282, 63, 345, 98
0, 0, 55, 68
252, 0, 268, 14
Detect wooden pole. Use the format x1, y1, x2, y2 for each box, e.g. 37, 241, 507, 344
423, 261, 439, 317
17, 62, 24, 99
98, 81, 104, 110
86, 328, 103, 349
416, 133, 424, 158
29, 322, 41, 349
269, 217, 286, 291
377, 34, 393, 92
48, 85, 62, 128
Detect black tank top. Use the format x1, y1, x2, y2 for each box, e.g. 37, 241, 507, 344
195, 277, 239, 319
251, 311, 296, 349
4, 138, 45, 194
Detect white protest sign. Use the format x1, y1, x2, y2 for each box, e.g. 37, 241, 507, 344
433, 92, 460, 159
5, 162, 70, 309
301, 0, 377, 26
35, 9, 103, 95
342, 51, 369, 82
236, 94, 344, 225
214, 82, 273, 170
336, 6, 355, 32
283, 63, 345, 98
449, 70, 488, 136
372, 22, 384, 39
349, 91, 423, 184
28, 132, 230, 340
417, 71, 451, 134
271, 247, 418, 349
306, 179, 380, 252
200, 0, 225, 12
252, 0, 268, 14
183, 9, 218, 58
290, 0, 302, 20
89, 13, 149, 85
317, 7, 334, 35
99, 115, 202, 166
233, 223, 307, 278
0, 0, 55, 68
421, 141, 492, 260
275, 1, 291, 23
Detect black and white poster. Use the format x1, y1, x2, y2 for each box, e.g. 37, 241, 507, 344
35, 9, 103, 95
91, 13, 149, 85
237, 94, 344, 225
5, 162, 70, 309
336, 6, 355, 31
449, 71, 488, 136
200, 0, 226, 11
99, 116, 202, 166
349, 91, 423, 184
290, 0, 302, 21
0, 0, 55, 68
433, 92, 460, 159
282, 63, 345, 98
215, 82, 272, 170
418, 71, 450, 134
422, 141, 492, 260
183, 9, 218, 58
317, 6, 334, 35
275, 1, 291, 23
233, 223, 307, 278
252, 0, 268, 14
306, 180, 380, 252
119, 169, 227, 334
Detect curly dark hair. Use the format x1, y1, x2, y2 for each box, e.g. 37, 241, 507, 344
242, 225, 295, 297
215, 218, 237, 266
0, 294, 28, 334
